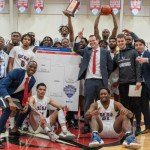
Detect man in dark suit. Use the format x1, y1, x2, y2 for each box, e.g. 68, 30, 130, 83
135, 39, 150, 134
74, 29, 113, 133
0, 61, 37, 149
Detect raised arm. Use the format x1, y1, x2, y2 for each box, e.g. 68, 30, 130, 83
94, 12, 102, 41
67, 15, 74, 43
122, 29, 139, 41
73, 28, 85, 56
110, 11, 118, 38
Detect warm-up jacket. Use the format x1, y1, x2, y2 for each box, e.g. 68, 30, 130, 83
113, 48, 142, 84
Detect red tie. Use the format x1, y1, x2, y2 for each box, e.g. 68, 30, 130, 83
92, 50, 97, 74
22, 77, 29, 106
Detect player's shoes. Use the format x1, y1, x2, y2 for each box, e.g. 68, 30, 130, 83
122, 134, 141, 149
89, 132, 104, 148
47, 131, 59, 142
59, 130, 75, 140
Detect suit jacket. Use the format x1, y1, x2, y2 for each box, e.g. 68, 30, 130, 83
0, 68, 36, 101
74, 43, 113, 87
142, 50, 150, 90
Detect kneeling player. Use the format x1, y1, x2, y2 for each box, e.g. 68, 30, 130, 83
28, 83, 75, 141
85, 88, 141, 149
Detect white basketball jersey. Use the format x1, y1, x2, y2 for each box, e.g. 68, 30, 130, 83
97, 99, 118, 124
33, 95, 49, 118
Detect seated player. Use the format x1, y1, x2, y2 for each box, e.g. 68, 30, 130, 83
28, 83, 75, 141
85, 88, 141, 149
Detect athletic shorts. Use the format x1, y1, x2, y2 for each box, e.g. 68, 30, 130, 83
99, 122, 120, 138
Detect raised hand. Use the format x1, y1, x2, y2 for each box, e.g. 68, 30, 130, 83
78, 28, 84, 39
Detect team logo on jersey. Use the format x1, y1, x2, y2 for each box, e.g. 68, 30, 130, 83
64, 85, 76, 98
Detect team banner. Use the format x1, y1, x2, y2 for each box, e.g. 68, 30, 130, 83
69, 0, 81, 15
17, 0, 28, 13
34, 0, 44, 14
130, 0, 142, 15
109, 0, 121, 15
0, 0, 5, 12
89, 0, 101, 15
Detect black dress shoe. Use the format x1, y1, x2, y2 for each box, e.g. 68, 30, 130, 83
0, 142, 4, 149
9, 130, 21, 136
82, 124, 90, 134
69, 119, 79, 129
73, 119, 79, 129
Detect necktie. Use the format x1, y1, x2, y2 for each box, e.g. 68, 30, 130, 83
92, 50, 97, 74
22, 77, 29, 106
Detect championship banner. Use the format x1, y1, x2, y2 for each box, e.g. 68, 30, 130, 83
34, 0, 44, 14
69, 0, 81, 15
0, 0, 5, 12
33, 47, 81, 111
130, 0, 142, 15
109, 0, 121, 15
89, 0, 101, 16
17, 0, 28, 13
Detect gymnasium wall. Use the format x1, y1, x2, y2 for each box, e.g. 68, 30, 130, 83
0, 0, 150, 47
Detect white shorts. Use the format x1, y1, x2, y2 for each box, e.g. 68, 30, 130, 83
28, 117, 50, 134
100, 122, 120, 138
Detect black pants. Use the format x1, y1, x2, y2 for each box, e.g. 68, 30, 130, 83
140, 83, 150, 129
119, 83, 141, 127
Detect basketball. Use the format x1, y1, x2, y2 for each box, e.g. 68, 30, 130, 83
101, 5, 112, 15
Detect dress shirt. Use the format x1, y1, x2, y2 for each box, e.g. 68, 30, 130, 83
86, 47, 102, 79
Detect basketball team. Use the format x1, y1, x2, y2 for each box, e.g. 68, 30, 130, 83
0, 5, 150, 149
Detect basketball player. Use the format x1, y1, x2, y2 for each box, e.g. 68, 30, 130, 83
8, 33, 36, 129
28, 83, 75, 141
85, 88, 141, 149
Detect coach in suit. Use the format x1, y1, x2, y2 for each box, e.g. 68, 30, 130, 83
135, 39, 150, 134
0, 61, 37, 149
74, 30, 113, 133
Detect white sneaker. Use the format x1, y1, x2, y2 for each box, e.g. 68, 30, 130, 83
89, 132, 104, 148
47, 131, 59, 142
59, 130, 75, 140
122, 135, 141, 149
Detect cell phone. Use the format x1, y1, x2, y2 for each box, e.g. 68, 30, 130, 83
0, 98, 23, 110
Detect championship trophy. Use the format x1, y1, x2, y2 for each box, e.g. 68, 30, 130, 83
63, 0, 80, 17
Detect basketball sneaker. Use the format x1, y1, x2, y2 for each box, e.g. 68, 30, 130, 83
47, 131, 59, 142
59, 130, 76, 140
89, 132, 104, 148
122, 134, 141, 149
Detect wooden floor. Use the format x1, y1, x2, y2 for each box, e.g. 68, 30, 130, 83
0, 125, 150, 150
101, 125, 150, 150
1, 108, 150, 150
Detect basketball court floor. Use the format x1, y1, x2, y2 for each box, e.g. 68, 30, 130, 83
0, 109, 150, 150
